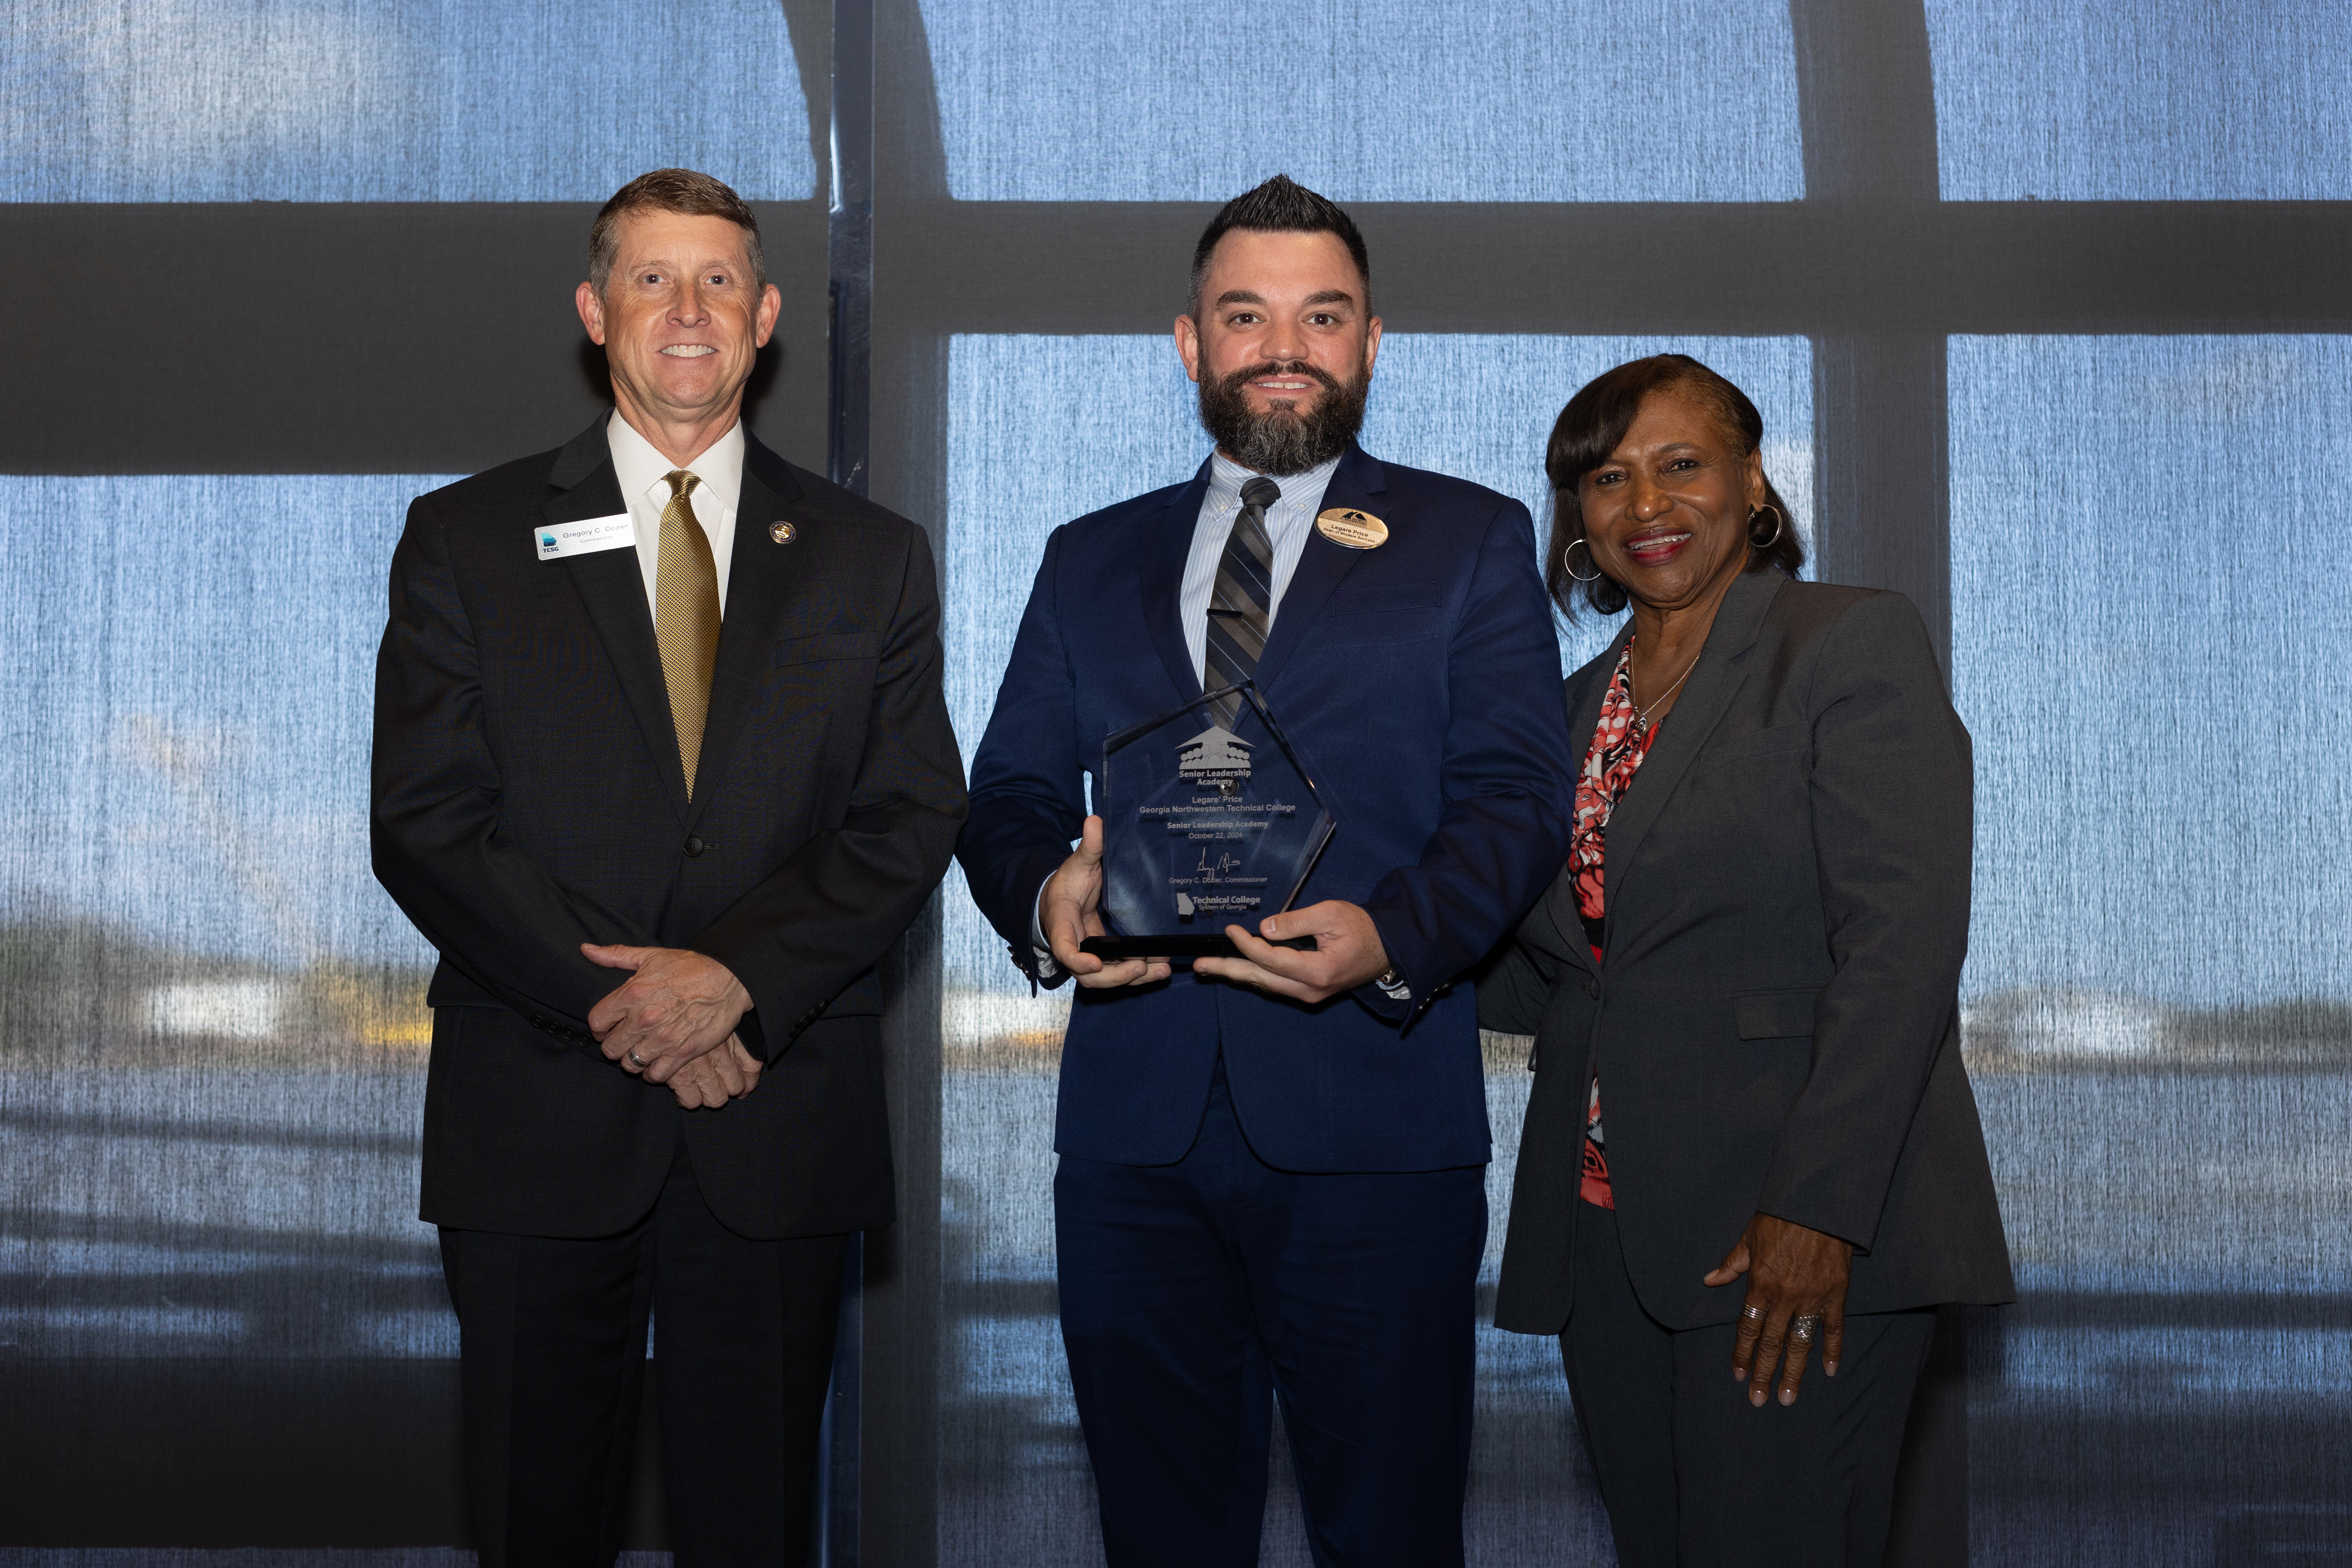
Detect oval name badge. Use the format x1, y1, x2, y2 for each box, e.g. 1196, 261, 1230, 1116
1314, 507, 1389, 549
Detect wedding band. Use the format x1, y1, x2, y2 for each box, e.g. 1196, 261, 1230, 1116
628, 1051, 648, 1068
1790, 1315, 1820, 1342
1741, 1304, 1764, 1321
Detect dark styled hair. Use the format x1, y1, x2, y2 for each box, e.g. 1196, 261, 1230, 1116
1187, 175, 1371, 317
588, 168, 765, 297
1543, 354, 1804, 617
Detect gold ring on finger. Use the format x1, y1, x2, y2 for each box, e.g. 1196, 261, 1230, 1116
1741, 1304, 1764, 1321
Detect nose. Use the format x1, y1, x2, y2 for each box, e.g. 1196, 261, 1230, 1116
1627, 471, 1671, 521
670, 276, 710, 326
1260, 319, 1307, 366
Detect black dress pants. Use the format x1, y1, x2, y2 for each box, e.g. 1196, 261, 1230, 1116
438, 1140, 849, 1568
1562, 1201, 1935, 1568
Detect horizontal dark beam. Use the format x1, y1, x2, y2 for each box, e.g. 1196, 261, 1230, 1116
0, 202, 830, 475
5, 197, 2346, 474
885, 200, 2352, 337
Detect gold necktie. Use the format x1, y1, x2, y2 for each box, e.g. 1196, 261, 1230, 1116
654, 470, 721, 796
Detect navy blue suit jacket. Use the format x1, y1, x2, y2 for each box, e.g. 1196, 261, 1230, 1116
958, 446, 1577, 1173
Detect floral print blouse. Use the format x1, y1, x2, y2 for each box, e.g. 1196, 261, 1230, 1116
1567, 643, 1664, 1209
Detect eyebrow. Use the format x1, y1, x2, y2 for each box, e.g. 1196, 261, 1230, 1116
1213, 288, 1359, 310
1599, 442, 1709, 467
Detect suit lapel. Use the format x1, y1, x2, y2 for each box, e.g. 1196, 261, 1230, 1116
540, 419, 691, 826
1599, 571, 1786, 918
1140, 461, 1215, 708
1545, 623, 1634, 976
684, 437, 811, 832
1253, 446, 1383, 694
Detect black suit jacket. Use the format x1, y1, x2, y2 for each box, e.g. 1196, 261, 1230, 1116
371, 417, 966, 1241
1481, 570, 2013, 1332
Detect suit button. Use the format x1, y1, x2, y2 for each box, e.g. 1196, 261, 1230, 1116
1585, 978, 1600, 999
683, 836, 707, 857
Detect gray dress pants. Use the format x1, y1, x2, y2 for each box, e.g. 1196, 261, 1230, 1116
1562, 1201, 1936, 1568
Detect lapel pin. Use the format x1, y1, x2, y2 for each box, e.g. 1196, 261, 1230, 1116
770, 520, 798, 544
1314, 508, 1388, 549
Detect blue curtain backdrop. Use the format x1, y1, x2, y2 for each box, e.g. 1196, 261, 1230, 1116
4, 0, 2350, 1562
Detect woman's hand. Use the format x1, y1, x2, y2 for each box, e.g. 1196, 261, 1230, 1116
1704, 1213, 1853, 1407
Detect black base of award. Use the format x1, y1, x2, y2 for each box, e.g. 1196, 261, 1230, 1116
1081, 934, 1319, 960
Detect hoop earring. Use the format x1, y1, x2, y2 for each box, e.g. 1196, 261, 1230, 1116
1747, 503, 1785, 550
1563, 537, 1603, 583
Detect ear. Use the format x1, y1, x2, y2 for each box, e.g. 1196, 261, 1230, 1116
1744, 446, 1768, 511
576, 281, 607, 346
754, 282, 782, 348
1173, 313, 1203, 385
1363, 314, 1383, 374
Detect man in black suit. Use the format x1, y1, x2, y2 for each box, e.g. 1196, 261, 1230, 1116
371, 168, 965, 1566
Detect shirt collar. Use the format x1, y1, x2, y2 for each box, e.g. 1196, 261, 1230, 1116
1204, 449, 1343, 513
605, 409, 745, 517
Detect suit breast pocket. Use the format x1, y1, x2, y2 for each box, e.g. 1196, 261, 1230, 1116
1316, 600, 1449, 649
1663, 723, 1814, 868
772, 630, 880, 669
754, 631, 880, 768
1690, 723, 1809, 783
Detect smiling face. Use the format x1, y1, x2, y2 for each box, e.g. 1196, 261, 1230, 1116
1579, 385, 1769, 617
1175, 228, 1381, 474
574, 208, 780, 457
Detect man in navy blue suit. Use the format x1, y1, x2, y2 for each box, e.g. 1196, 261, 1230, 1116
957, 176, 1577, 1567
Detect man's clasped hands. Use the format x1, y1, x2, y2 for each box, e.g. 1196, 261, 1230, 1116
581, 943, 762, 1109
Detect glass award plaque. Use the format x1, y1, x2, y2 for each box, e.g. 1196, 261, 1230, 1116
1080, 681, 1337, 961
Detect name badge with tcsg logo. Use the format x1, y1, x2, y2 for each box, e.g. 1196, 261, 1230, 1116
533, 514, 635, 561
1314, 508, 1388, 549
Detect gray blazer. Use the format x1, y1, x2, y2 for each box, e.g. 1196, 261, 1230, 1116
1482, 570, 2014, 1334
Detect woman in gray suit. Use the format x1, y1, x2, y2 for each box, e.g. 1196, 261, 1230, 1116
1483, 355, 2013, 1566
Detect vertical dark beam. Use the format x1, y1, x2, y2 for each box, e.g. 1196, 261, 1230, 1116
818, 1233, 865, 1567
1809, 334, 1951, 676
829, 0, 875, 497
860, 5, 950, 1568
1787, 6, 1968, 1567
1791, 0, 1953, 681
819, 4, 875, 1566
780, 0, 836, 202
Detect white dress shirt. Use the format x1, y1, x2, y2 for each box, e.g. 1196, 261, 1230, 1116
1032, 449, 1347, 970
606, 409, 745, 617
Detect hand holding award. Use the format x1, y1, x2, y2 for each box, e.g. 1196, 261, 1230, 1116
1040, 815, 1174, 989
1053, 680, 1393, 1005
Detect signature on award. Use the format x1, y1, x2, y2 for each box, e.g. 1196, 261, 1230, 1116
1197, 847, 1242, 881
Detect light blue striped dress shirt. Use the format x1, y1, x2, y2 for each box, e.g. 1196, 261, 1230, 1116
1178, 450, 1344, 683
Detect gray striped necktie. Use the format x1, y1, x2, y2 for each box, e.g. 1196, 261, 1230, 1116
1204, 476, 1282, 728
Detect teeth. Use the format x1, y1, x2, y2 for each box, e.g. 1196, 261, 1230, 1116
660, 345, 716, 357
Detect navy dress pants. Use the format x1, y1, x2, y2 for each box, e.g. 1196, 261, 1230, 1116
438, 1140, 848, 1568
1055, 1059, 1487, 1568
1562, 1200, 1936, 1568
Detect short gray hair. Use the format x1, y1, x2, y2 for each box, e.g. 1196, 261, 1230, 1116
588, 168, 765, 297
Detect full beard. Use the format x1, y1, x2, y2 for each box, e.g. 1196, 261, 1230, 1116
1196, 358, 1371, 477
